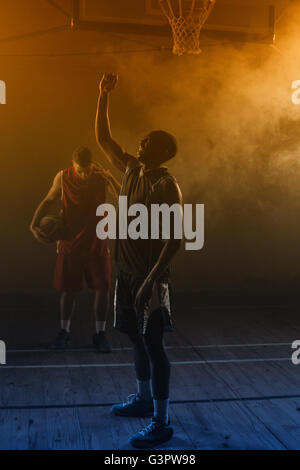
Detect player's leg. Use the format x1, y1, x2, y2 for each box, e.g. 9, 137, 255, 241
130, 333, 152, 401
144, 309, 171, 424
111, 271, 153, 417
111, 331, 154, 417
94, 288, 110, 328
86, 253, 112, 352
92, 288, 112, 353
61, 291, 76, 332
53, 247, 83, 349
129, 309, 173, 448
53, 291, 76, 349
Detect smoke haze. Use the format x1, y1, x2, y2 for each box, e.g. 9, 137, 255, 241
95, 2, 300, 289
1, 1, 300, 291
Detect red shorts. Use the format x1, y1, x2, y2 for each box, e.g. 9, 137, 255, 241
53, 249, 111, 293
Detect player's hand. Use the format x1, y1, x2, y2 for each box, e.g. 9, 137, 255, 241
99, 73, 118, 94
30, 225, 52, 244
135, 277, 154, 313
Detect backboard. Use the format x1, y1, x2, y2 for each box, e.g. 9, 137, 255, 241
71, 0, 290, 44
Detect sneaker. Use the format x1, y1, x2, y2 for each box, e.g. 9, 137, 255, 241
93, 331, 112, 353
129, 417, 173, 449
111, 394, 154, 418
52, 329, 70, 350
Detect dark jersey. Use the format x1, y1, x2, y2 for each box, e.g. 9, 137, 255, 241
116, 157, 182, 277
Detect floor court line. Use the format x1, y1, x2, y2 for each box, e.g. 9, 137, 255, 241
0, 357, 292, 370
1, 393, 300, 411
6, 342, 293, 354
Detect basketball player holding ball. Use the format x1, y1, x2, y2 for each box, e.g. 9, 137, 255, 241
30, 147, 121, 352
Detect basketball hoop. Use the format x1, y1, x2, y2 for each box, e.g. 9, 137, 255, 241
159, 0, 216, 56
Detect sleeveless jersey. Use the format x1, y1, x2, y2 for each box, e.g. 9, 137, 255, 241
59, 166, 108, 256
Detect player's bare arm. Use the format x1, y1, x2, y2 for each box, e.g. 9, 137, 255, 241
30, 172, 61, 243
106, 171, 121, 199
135, 180, 183, 312
95, 73, 136, 172
98, 168, 121, 199
92, 162, 121, 199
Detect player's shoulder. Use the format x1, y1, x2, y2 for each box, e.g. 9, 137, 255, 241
155, 172, 179, 191
60, 167, 73, 179
122, 155, 142, 182
53, 170, 64, 187
153, 172, 182, 204
125, 154, 141, 172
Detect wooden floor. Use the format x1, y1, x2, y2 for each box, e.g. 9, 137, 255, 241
1, 293, 300, 450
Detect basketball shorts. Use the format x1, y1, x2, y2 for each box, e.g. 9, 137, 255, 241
54, 250, 111, 293
113, 270, 173, 336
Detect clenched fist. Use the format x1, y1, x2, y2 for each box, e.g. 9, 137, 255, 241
99, 73, 118, 94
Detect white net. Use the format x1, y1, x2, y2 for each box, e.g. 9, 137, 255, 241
159, 0, 216, 56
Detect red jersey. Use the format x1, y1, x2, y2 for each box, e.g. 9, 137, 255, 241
58, 166, 108, 256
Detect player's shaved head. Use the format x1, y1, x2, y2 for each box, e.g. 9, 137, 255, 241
73, 146, 92, 168
138, 130, 178, 166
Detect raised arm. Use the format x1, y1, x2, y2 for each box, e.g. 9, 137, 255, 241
95, 73, 136, 172
30, 172, 61, 243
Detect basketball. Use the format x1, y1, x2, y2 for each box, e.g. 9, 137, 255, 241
39, 215, 65, 242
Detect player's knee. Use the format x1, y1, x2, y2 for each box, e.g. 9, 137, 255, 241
145, 310, 164, 341
144, 333, 163, 356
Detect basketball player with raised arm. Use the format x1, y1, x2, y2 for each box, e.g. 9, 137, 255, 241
30, 147, 121, 352
95, 73, 183, 448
